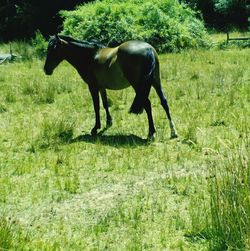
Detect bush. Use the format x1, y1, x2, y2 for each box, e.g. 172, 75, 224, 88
31, 30, 47, 58
60, 0, 210, 52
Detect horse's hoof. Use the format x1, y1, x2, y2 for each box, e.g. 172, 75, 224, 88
147, 134, 155, 142
107, 120, 112, 128
170, 133, 178, 139
91, 129, 98, 136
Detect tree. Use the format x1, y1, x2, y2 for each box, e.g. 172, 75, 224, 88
0, 0, 91, 41
214, 0, 249, 30
181, 0, 249, 30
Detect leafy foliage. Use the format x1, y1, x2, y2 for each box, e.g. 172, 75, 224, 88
1, 0, 249, 42
182, 0, 249, 30
0, 0, 90, 41
214, 0, 249, 28
32, 31, 48, 58
61, 0, 209, 52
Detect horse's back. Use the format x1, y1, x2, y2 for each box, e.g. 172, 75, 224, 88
95, 41, 157, 64
118, 41, 155, 55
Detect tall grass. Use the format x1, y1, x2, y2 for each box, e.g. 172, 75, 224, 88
0, 217, 29, 250
37, 117, 75, 149
0, 218, 13, 250
209, 136, 250, 250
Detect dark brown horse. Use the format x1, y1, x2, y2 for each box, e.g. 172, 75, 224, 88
44, 35, 177, 139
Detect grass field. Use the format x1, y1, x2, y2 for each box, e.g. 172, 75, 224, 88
0, 37, 249, 250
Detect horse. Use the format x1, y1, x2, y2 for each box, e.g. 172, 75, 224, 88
44, 35, 178, 139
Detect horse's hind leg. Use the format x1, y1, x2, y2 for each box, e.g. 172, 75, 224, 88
100, 89, 112, 128
144, 98, 156, 139
153, 81, 178, 138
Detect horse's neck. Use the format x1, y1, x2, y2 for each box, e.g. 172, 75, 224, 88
64, 44, 96, 72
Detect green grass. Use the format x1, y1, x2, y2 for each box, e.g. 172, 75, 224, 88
208, 137, 250, 250
0, 39, 249, 250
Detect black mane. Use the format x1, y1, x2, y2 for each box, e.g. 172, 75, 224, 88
58, 35, 106, 49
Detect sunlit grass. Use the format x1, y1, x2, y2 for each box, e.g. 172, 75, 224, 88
208, 137, 250, 250
0, 38, 249, 250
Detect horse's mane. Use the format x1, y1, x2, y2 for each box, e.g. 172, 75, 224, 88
58, 35, 106, 49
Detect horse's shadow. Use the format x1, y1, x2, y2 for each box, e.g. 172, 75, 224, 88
70, 131, 150, 147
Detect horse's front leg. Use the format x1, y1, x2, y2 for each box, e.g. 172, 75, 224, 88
89, 86, 101, 135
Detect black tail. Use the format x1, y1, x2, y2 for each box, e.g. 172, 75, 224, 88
129, 48, 156, 114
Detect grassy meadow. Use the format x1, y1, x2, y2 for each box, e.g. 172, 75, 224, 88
0, 36, 249, 250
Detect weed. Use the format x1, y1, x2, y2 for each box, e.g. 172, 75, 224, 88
210, 120, 227, 127
34, 84, 56, 104
5, 91, 16, 103
0, 103, 7, 113
0, 218, 13, 250
37, 117, 74, 149
0, 218, 29, 250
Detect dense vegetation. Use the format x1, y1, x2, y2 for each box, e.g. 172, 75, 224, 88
0, 35, 249, 250
181, 0, 249, 30
1, 0, 249, 42
0, 0, 90, 41
61, 0, 209, 52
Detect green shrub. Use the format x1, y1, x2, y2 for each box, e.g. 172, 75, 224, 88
60, 0, 210, 52
32, 30, 47, 58
218, 39, 250, 50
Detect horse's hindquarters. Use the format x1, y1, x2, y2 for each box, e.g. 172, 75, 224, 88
117, 41, 158, 86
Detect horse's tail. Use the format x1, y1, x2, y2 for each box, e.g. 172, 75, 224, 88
129, 48, 156, 114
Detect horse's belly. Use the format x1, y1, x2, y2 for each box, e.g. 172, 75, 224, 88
95, 64, 130, 90
103, 76, 130, 90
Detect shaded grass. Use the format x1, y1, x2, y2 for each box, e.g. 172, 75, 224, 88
71, 133, 150, 147
0, 42, 249, 250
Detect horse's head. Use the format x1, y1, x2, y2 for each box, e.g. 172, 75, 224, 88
44, 35, 68, 75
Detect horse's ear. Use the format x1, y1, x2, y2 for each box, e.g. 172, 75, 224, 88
55, 34, 68, 46
60, 38, 69, 46
53, 35, 61, 48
